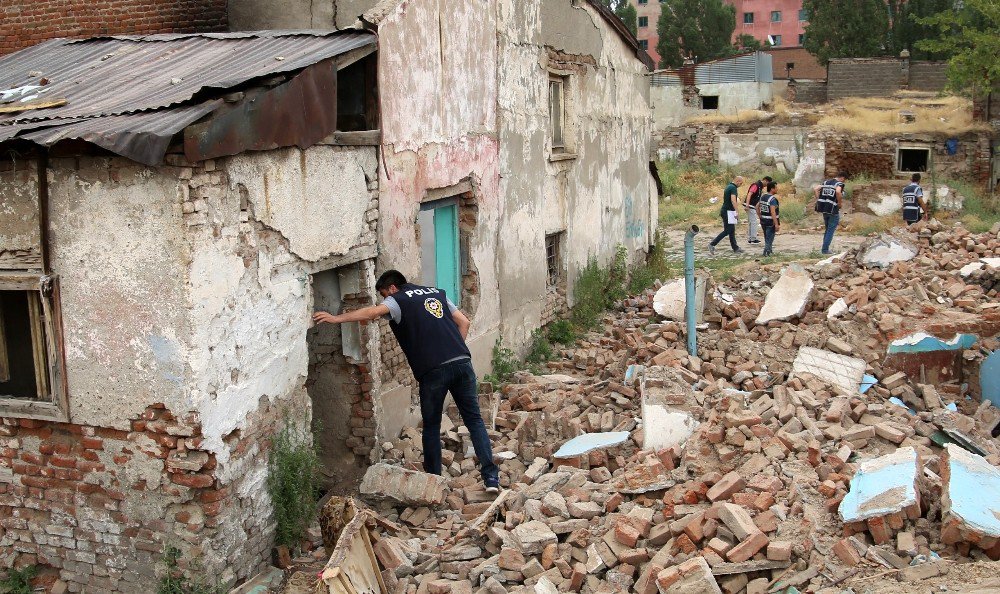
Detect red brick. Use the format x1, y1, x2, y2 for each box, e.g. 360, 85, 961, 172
726, 530, 769, 562
170, 472, 215, 489
80, 437, 104, 450
832, 538, 861, 566
707, 471, 746, 502
49, 456, 76, 469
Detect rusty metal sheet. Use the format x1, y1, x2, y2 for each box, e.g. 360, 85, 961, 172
21, 101, 221, 166
183, 59, 336, 162
0, 31, 373, 125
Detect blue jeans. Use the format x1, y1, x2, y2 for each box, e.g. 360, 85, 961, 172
710, 211, 738, 251
419, 359, 498, 483
762, 225, 776, 256
822, 212, 840, 253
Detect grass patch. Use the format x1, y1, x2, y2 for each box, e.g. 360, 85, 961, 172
817, 95, 987, 135
942, 178, 1000, 233
0, 566, 37, 594
846, 215, 898, 236
778, 196, 807, 226
267, 416, 319, 550
484, 338, 519, 387
685, 109, 775, 125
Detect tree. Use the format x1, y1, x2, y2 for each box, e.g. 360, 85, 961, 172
598, 0, 638, 37
888, 0, 953, 59
656, 0, 736, 68
917, 0, 1000, 92
802, 0, 891, 65
733, 33, 763, 54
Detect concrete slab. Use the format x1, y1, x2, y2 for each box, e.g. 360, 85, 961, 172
859, 235, 918, 268
653, 276, 708, 323
887, 332, 977, 354
827, 297, 849, 320
791, 346, 866, 393
942, 444, 1000, 538
959, 258, 1000, 278
553, 432, 630, 459
840, 447, 919, 523
642, 402, 698, 452
755, 264, 813, 325
816, 252, 848, 267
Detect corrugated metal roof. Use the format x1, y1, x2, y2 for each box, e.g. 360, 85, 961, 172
651, 52, 773, 87
0, 30, 375, 163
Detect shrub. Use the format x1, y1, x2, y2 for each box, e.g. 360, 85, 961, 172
267, 416, 320, 549
546, 319, 576, 346
0, 566, 37, 594
483, 338, 519, 387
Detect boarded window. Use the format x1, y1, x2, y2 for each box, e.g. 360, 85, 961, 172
0, 275, 68, 420
545, 233, 564, 287
549, 78, 565, 149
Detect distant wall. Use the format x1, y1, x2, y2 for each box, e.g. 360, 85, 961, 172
827, 57, 948, 101
788, 79, 827, 104
0, 0, 227, 56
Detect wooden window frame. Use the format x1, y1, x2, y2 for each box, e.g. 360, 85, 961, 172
0, 273, 69, 421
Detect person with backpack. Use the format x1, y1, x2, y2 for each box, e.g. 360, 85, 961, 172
902, 173, 928, 225
813, 172, 847, 254
743, 176, 771, 245
758, 181, 780, 257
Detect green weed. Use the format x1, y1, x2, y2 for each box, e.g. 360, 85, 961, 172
944, 178, 1000, 233
0, 566, 37, 594
525, 329, 554, 374
157, 547, 225, 594
570, 257, 613, 330
483, 338, 519, 387
546, 320, 576, 346
267, 416, 320, 550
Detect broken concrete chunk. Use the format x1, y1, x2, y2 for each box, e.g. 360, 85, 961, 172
653, 277, 708, 322
511, 520, 558, 555
655, 556, 722, 594
791, 346, 866, 393
755, 264, 814, 325
359, 463, 447, 506
859, 234, 918, 268
553, 432, 630, 459
941, 444, 1000, 542
827, 297, 849, 320
839, 447, 919, 523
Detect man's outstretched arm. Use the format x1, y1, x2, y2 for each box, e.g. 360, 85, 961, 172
452, 309, 471, 340
313, 304, 390, 325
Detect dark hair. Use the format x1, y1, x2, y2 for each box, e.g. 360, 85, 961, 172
836, 171, 848, 179
376, 270, 408, 292
763, 176, 773, 182
911, 173, 921, 183
766, 181, 777, 192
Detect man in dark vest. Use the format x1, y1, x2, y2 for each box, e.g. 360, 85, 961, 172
813, 172, 847, 254
743, 176, 771, 245
313, 270, 500, 493
902, 173, 928, 225
758, 181, 780, 257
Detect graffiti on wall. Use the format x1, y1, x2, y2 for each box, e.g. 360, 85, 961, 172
623, 195, 646, 240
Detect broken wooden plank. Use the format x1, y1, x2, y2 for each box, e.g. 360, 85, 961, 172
711, 559, 791, 576
0, 98, 67, 113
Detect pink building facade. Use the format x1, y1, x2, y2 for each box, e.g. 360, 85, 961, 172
631, 0, 806, 68
728, 0, 807, 49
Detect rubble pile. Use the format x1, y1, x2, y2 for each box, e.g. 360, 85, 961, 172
324, 221, 1000, 594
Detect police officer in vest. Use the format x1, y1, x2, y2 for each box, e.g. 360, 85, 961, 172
902, 173, 928, 225
813, 171, 847, 254
758, 181, 780, 257
313, 270, 500, 493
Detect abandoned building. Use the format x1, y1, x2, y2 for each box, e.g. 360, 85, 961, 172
0, 0, 655, 591
650, 52, 774, 131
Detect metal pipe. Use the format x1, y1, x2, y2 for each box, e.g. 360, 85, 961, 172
684, 224, 700, 357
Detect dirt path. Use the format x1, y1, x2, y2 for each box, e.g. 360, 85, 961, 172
658, 226, 866, 261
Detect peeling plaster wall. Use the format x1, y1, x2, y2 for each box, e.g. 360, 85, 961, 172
46, 158, 191, 428
652, 82, 772, 129
192, 146, 379, 471
377, 0, 503, 371
0, 163, 41, 262
496, 0, 653, 347
227, 0, 371, 30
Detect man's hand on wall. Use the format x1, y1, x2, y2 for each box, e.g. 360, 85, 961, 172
313, 311, 339, 325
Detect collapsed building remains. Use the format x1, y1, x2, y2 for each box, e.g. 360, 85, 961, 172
0, 1, 656, 590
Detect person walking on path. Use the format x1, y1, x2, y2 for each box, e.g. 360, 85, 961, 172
902, 173, 928, 225
744, 176, 771, 245
313, 270, 500, 493
708, 176, 744, 255
758, 181, 780, 257
814, 172, 846, 254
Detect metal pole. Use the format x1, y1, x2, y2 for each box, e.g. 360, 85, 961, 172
684, 224, 700, 357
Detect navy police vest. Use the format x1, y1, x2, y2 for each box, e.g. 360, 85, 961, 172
760, 194, 779, 227
902, 183, 922, 222
816, 179, 841, 214
387, 284, 471, 380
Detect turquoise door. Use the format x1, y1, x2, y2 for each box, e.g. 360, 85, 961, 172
433, 204, 460, 306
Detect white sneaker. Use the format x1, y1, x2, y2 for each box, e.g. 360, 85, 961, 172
708, 244, 716, 256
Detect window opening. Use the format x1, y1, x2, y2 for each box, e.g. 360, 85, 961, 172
545, 234, 562, 287
701, 95, 719, 110
549, 78, 565, 150
898, 147, 930, 172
